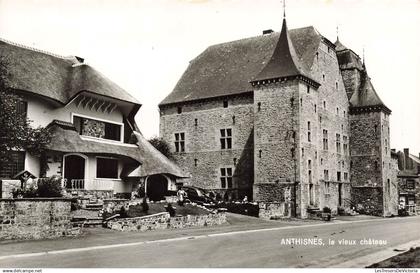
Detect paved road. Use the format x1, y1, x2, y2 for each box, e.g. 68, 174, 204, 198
1, 215, 419, 268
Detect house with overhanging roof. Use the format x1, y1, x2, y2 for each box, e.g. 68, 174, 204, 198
394, 148, 420, 215
159, 14, 398, 218
0, 38, 188, 200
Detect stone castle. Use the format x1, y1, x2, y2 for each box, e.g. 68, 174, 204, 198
158, 15, 398, 218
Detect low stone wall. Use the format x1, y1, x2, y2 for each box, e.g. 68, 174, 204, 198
65, 190, 113, 200
169, 213, 227, 229
258, 202, 292, 220
0, 198, 81, 241
0, 179, 21, 199
107, 212, 227, 232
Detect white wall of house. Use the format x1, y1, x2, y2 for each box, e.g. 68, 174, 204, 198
27, 95, 124, 128
24, 153, 40, 178
86, 155, 124, 191
21, 94, 135, 193
113, 180, 133, 193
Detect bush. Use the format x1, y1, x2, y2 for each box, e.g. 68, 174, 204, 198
71, 199, 81, 211
119, 206, 129, 218
142, 197, 149, 213
12, 187, 37, 198
37, 175, 63, 197
398, 208, 409, 217
337, 206, 345, 215
165, 203, 176, 217
11, 175, 63, 198
322, 207, 332, 213
217, 202, 259, 217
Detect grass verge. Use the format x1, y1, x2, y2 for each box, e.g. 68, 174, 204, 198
367, 247, 420, 268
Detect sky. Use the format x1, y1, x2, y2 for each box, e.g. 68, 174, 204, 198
0, 0, 419, 154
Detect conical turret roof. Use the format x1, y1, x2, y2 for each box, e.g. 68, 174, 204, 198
350, 68, 391, 113
252, 18, 307, 82
334, 38, 347, 52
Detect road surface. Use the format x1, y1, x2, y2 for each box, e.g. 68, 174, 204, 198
0, 215, 419, 268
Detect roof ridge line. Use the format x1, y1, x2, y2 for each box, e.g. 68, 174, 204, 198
0, 36, 76, 61
208, 25, 315, 49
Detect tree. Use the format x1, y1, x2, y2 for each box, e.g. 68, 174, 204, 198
148, 136, 174, 161
0, 56, 51, 171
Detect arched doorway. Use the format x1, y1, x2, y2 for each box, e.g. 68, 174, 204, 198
146, 174, 168, 201
64, 154, 86, 189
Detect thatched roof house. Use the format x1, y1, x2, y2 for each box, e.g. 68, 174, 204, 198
0, 37, 188, 198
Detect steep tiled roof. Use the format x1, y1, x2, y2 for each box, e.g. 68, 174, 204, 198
349, 68, 391, 113
159, 25, 322, 106
409, 154, 420, 165
252, 18, 306, 82
334, 38, 347, 52
133, 132, 190, 178
46, 121, 188, 178
0, 38, 140, 106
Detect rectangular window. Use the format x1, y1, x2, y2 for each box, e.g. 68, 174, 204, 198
220, 128, 232, 150
223, 100, 228, 108
343, 136, 348, 155
16, 100, 28, 118
337, 171, 341, 182
336, 133, 341, 154
344, 172, 348, 181
96, 157, 118, 179
220, 167, 233, 189
324, 169, 329, 181
307, 122, 311, 142
323, 130, 328, 150
104, 122, 121, 141
407, 180, 415, 189
174, 132, 185, 153
0, 151, 25, 178
73, 115, 122, 141
325, 181, 330, 194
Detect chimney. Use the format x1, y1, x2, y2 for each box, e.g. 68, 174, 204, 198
75, 56, 84, 63
403, 148, 410, 170
263, 29, 274, 35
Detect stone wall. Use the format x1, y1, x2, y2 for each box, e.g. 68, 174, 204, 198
258, 202, 292, 220
253, 182, 292, 203
107, 211, 227, 232
320, 181, 351, 215
351, 187, 383, 216
0, 179, 21, 199
349, 110, 396, 216
300, 41, 351, 218
160, 94, 254, 200
65, 189, 114, 200
0, 198, 80, 240
253, 41, 351, 218
253, 81, 297, 192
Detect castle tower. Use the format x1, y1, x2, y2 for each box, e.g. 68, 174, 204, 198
335, 39, 364, 100
336, 42, 398, 216
250, 16, 321, 218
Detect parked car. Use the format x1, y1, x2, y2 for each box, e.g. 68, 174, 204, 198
181, 186, 215, 205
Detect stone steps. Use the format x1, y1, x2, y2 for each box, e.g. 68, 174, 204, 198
71, 217, 103, 227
